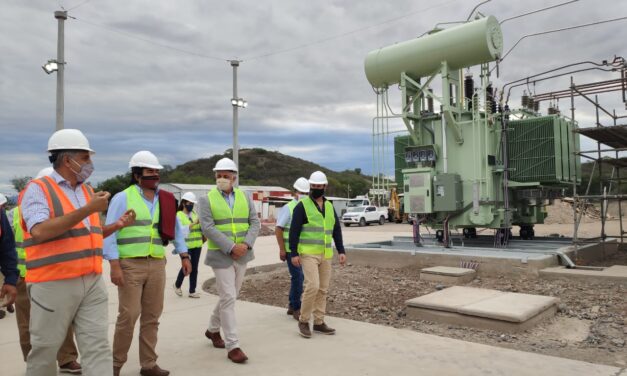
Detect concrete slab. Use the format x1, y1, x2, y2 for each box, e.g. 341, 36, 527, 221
459, 292, 559, 323
406, 286, 504, 313
406, 286, 558, 332
420, 266, 476, 284
539, 265, 627, 285
0, 230, 621, 375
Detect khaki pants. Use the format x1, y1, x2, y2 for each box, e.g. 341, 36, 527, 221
113, 258, 166, 369
16, 277, 78, 364
26, 273, 112, 376
299, 254, 332, 325
209, 262, 247, 351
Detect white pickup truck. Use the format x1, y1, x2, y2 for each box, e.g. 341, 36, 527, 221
341, 205, 388, 227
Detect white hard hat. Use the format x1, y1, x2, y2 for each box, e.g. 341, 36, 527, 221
181, 192, 198, 204
47, 129, 94, 153
293, 177, 310, 193
129, 151, 164, 170
35, 167, 54, 179
309, 171, 328, 185
0, 193, 6, 206
213, 157, 238, 172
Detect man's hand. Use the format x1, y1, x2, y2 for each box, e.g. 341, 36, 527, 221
279, 249, 287, 262
0, 284, 17, 307
291, 255, 301, 267
109, 260, 125, 287
230, 243, 248, 260
88, 191, 111, 213
116, 209, 136, 229
181, 256, 192, 276
339, 253, 347, 267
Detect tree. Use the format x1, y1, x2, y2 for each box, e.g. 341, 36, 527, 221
11, 176, 32, 192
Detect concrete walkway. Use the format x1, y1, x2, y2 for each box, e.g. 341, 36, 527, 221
0, 226, 623, 375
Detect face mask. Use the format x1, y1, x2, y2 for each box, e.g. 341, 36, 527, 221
310, 188, 325, 199
70, 159, 94, 183
140, 175, 160, 190
184, 204, 194, 212
216, 177, 232, 191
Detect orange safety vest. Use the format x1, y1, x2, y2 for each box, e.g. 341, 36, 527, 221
22, 176, 103, 283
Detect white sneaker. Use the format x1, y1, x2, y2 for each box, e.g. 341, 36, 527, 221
188, 292, 200, 298
173, 284, 182, 297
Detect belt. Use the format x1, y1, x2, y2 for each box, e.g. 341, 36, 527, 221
126, 256, 161, 260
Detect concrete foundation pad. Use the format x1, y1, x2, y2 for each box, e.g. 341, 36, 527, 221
406, 286, 558, 332
539, 265, 627, 285
420, 266, 476, 284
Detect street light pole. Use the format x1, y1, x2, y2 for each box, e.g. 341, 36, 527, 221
231, 60, 239, 176
55, 10, 67, 131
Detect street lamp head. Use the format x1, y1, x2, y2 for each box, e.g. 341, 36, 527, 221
243, 101, 248, 108
237, 99, 244, 107
231, 98, 238, 106
42, 60, 59, 74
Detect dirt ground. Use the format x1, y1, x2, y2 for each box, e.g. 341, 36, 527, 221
231, 261, 627, 368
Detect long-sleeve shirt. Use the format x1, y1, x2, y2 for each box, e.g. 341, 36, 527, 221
103, 185, 188, 260
198, 189, 260, 268
0, 208, 18, 286
288, 197, 345, 255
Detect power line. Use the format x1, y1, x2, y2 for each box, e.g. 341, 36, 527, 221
499, 0, 580, 25
69, 16, 229, 61
67, 0, 92, 11
243, 0, 460, 61
501, 16, 627, 61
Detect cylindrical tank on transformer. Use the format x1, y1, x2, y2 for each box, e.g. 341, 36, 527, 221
364, 16, 503, 88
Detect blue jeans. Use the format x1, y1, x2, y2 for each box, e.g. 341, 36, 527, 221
175, 247, 202, 293
286, 252, 304, 310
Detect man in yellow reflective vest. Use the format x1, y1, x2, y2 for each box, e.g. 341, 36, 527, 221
197, 157, 260, 364
289, 171, 347, 338
274, 177, 309, 320
105, 151, 191, 376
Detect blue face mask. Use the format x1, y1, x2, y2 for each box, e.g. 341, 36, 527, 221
184, 204, 194, 212
71, 159, 94, 183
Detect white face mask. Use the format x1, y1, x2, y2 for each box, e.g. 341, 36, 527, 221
216, 177, 232, 191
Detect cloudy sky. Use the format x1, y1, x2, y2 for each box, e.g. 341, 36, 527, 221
1, 0, 625, 194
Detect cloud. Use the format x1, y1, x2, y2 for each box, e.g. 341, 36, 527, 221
1, 0, 626, 190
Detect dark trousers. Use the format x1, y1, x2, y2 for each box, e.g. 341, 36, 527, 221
175, 247, 202, 293
286, 252, 304, 310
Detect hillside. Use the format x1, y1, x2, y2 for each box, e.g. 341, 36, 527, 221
97, 148, 371, 197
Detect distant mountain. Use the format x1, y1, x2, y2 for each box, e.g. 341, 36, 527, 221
97, 148, 372, 197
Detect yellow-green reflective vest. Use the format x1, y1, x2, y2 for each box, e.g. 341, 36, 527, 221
116, 185, 165, 258
282, 199, 299, 252
297, 196, 335, 259
206, 188, 250, 251
12, 207, 26, 278
177, 211, 203, 249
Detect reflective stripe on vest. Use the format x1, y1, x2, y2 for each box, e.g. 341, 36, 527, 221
116, 185, 165, 258
177, 211, 203, 249
23, 176, 103, 283
206, 188, 250, 251
12, 206, 26, 277
297, 196, 335, 259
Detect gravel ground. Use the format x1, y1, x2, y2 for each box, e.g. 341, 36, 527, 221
225, 261, 627, 367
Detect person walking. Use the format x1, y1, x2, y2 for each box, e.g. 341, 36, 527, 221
289, 171, 347, 338
0, 193, 18, 320
105, 151, 191, 376
197, 157, 260, 364
274, 177, 309, 320
20, 129, 113, 376
173, 192, 205, 298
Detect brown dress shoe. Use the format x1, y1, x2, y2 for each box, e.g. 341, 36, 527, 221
298, 321, 311, 338
227, 348, 248, 363
59, 360, 82, 374
292, 309, 300, 321
140, 364, 170, 376
287, 306, 294, 315
313, 322, 336, 335
113, 366, 121, 376
205, 330, 226, 348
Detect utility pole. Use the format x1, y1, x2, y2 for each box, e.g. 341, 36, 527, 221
231, 60, 239, 176
55, 10, 67, 130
